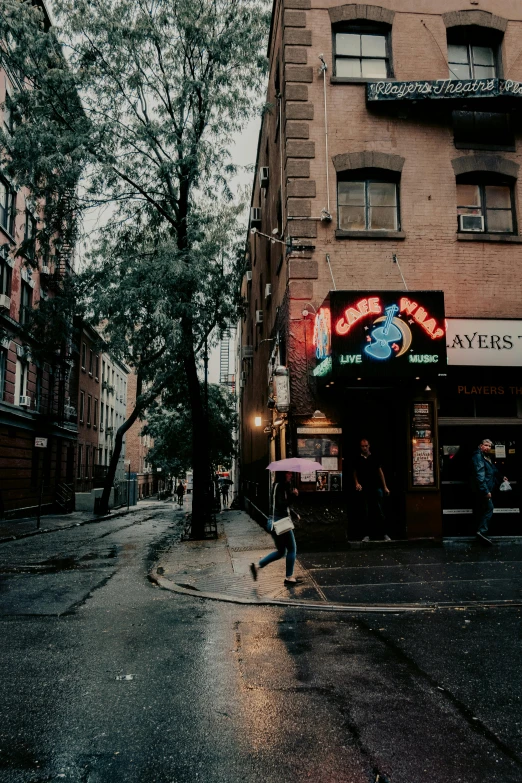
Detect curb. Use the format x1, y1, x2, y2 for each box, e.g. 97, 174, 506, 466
150, 569, 522, 614
0, 506, 146, 544
149, 569, 433, 613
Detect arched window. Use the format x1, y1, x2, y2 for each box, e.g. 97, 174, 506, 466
333, 23, 391, 79
447, 26, 503, 81
456, 173, 516, 235
338, 168, 400, 232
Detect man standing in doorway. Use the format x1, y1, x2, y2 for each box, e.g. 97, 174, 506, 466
470, 439, 506, 546
354, 439, 391, 542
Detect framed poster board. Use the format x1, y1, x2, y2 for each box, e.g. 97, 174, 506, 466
409, 400, 438, 490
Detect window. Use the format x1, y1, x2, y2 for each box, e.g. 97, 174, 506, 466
81, 343, 87, 371
93, 399, 98, 428
24, 210, 36, 260
0, 256, 11, 296
79, 390, 85, 422
87, 394, 92, 426
95, 355, 99, 380
100, 401, 104, 427
14, 358, 27, 405
0, 178, 15, 235
102, 360, 106, 382
334, 26, 389, 78
19, 281, 32, 325
447, 28, 501, 81
457, 176, 515, 234
35, 367, 43, 411
89, 349, 93, 376
338, 172, 399, 231
3, 80, 13, 135
0, 349, 6, 401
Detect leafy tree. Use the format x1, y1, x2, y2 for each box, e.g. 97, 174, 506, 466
0, 0, 268, 533
145, 379, 237, 480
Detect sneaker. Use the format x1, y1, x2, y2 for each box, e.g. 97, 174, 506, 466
384, 534, 391, 542
362, 536, 370, 542
250, 563, 258, 581
476, 532, 493, 547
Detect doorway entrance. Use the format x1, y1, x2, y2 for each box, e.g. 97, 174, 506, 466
440, 424, 521, 536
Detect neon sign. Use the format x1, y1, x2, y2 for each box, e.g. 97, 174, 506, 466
399, 298, 444, 339
312, 356, 332, 376
313, 307, 331, 359
328, 290, 447, 377
335, 297, 381, 336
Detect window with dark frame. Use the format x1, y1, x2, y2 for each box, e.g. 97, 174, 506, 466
334, 24, 390, 79
456, 175, 516, 234
87, 395, 92, 426
337, 170, 400, 231
24, 210, 36, 260
0, 349, 6, 401
79, 390, 85, 423
95, 355, 99, 380
19, 281, 32, 325
89, 349, 93, 375
93, 398, 98, 428
0, 257, 12, 296
447, 28, 501, 81
0, 177, 15, 236
81, 343, 86, 370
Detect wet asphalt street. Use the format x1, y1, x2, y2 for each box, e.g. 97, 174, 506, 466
1, 503, 522, 783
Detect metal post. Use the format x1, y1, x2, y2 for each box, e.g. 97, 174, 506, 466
36, 455, 44, 530
127, 462, 130, 510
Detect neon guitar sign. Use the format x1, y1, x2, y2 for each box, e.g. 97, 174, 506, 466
328, 290, 447, 375
365, 305, 401, 360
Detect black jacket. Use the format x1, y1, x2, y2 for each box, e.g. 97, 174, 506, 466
470, 449, 499, 495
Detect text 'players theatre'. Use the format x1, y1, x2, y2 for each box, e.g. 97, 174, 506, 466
311, 290, 522, 540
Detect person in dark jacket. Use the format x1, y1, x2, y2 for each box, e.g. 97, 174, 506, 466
470, 439, 507, 546
250, 471, 299, 585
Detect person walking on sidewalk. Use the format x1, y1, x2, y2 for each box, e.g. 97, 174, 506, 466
471, 438, 507, 546
175, 481, 185, 507
250, 471, 299, 586
354, 439, 391, 542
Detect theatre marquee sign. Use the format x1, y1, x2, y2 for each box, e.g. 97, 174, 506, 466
367, 78, 522, 102
446, 319, 522, 366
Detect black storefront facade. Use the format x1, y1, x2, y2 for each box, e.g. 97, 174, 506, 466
302, 291, 522, 540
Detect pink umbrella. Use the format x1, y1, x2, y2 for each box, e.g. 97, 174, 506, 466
267, 458, 323, 472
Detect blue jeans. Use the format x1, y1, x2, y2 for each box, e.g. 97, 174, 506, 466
475, 494, 494, 534
260, 516, 296, 578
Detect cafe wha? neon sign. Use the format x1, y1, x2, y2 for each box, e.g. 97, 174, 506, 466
335, 297, 444, 340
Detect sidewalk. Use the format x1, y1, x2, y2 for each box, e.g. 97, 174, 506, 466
0, 499, 166, 543
152, 508, 522, 612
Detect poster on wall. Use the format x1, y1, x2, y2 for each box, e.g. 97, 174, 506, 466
297, 437, 339, 458
316, 472, 329, 491
322, 457, 338, 471
300, 471, 316, 483
411, 402, 436, 487
329, 473, 342, 491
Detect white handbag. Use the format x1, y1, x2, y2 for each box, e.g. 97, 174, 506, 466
271, 483, 295, 536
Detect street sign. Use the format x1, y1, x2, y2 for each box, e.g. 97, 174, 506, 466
35, 437, 48, 448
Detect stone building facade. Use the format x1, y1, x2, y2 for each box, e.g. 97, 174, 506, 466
240, 0, 522, 539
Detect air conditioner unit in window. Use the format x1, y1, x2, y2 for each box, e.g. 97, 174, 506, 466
242, 345, 254, 359
250, 207, 262, 228
0, 294, 10, 310
255, 310, 263, 325
246, 270, 252, 282
265, 283, 272, 299
259, 167, 269, 189
459, 214, 484, 232
19, 395, 31, 407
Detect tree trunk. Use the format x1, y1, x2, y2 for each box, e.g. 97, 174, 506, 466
182, 316, 210, 539
98, 373, 144, 516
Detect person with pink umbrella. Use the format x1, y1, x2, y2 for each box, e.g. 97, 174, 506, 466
250, 458, 322, 586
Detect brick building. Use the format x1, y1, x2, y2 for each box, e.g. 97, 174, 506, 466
0, 8, 78, 518
73, 322, 101, 500
240, 0, 522, 540
125, 369, 156, 499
